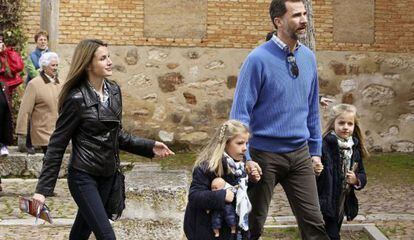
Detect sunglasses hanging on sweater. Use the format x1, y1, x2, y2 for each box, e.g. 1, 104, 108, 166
287, 53, 299, 78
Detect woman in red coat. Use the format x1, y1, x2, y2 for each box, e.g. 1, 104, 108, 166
0, 32, 24, 99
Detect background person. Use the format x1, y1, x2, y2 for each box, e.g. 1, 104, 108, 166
16, 52, 61, 154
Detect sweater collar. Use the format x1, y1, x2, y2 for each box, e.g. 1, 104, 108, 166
271, 34, 301, 53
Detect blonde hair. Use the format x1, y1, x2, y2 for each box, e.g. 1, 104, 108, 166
58, 39, 107, 109
324, 104, 369, 158
194, 120, 249, 177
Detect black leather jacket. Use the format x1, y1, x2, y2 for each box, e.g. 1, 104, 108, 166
36, 79, 155, 196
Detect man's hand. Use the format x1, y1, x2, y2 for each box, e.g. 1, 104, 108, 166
153, 141, 175, 158
312, 156, 323, 176
246, 161, 262, 183
320, 97, 334, 109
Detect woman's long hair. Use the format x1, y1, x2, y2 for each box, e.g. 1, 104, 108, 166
194, 120, 249, 177
323, 104, 369, 158
58, 39, 107, 109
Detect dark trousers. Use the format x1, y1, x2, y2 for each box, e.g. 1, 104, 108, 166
324, 215, 343, 240
248, 146, 329, 240
26, 122, 33, 148
0, 89, 11, 146
67, 167, 116, 240
41, 146, 47, 154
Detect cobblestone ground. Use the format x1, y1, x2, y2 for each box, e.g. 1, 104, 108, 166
1, 175, 413, 239
268, 178, 414, 239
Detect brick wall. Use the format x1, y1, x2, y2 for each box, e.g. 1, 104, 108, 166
21, 0, 413, 52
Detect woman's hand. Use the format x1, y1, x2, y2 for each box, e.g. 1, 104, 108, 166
153, 141, 175, 158
225, 189, 234, 203
32, 193, 46, 204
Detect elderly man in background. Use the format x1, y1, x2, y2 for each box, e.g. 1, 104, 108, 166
16, 52, 61, 154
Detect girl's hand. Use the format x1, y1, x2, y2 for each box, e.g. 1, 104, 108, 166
32, 193, 46, 204
152, 141, 175, 158
312, 156, 324, 176
248, 168, 261, 182
225, 189, 234, 203
346, 170, 358, 185
246, 161, 262, 183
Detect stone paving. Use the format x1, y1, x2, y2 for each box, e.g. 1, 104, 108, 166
0, 165, 413, 239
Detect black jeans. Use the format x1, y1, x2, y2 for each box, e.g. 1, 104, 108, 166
248, 146, 329, 240
67, 167, 116, 240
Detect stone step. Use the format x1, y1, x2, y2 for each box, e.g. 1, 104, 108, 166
0, 218, 186, 240
0, 147, 70, 178
0, 163, 189, 239
0, 146, 134, 178
123, 164, 189, 222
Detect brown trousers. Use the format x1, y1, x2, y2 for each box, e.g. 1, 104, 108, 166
248, 145, 329, 240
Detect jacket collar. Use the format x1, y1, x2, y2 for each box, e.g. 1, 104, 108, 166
80, 79, 118, 108
79, 79, 121, 121
325, 132, 359, 148
40, 71, 60, 84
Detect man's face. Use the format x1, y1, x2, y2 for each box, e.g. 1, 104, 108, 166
276, 1, 308, 41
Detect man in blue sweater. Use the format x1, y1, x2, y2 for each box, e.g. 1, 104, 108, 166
230, 0, 329, 239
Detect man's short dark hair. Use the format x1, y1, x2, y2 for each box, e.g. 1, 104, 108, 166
269, 0, 304, 28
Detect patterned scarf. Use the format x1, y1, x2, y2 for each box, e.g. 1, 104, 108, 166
223, 152, 244, 178
331, 131, 354, 181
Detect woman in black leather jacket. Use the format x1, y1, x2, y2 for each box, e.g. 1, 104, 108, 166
32, 39, 174, 240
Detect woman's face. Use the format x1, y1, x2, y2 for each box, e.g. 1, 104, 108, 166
36, 35, 48, 50
44, 58, 59, 78
88, 46, 112, 79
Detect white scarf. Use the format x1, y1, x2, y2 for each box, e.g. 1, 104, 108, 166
223, 152, 251, 230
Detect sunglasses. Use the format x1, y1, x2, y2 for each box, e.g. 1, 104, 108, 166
287, 53, 299, 78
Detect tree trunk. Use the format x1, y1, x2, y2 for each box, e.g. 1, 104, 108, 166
301, 0, 316, 51
40, 0, 59, 51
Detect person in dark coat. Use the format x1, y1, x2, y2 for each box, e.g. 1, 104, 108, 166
31, 39, 174, 240
317, 104, 368, 240
184, 120, 260, 240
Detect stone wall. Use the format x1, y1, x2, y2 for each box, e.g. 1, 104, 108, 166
50, 44, 413, 152
21, 0, 413, 52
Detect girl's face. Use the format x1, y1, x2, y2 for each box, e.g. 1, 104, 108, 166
36, 35, 48, 50
225, 132, 249, 161
334, 111, 355, 139
88, 46, 112, 79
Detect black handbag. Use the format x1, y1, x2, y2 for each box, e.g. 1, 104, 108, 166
105, 169, 126, 220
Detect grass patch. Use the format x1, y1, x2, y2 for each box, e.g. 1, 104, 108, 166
120, 151, 414, 184
120, 151, 196, 171
364, 153, 414, 184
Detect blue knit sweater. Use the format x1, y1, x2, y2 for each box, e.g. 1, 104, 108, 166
230, 39, 322, 158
